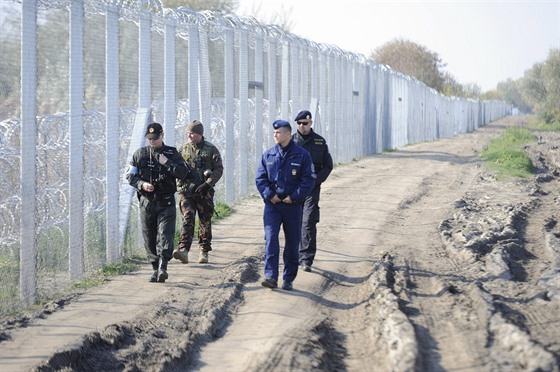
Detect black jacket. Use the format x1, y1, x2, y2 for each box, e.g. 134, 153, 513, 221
292, 129, 333, 189
127, 143, 190, 197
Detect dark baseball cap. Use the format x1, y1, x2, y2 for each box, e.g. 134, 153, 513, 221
145, 122, 163, 139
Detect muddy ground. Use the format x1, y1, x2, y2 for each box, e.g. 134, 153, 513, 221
0, 116, 559, 371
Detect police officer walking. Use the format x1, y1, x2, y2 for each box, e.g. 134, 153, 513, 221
175, 120, 223, 264
292, 110, 333, 272
126, 122, 190, 283
256, 119, 315, 290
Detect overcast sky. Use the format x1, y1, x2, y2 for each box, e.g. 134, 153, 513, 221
237, 0, 560, 92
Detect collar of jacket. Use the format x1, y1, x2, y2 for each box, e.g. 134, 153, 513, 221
278, 139, 294, 154
194, 138, 206, 149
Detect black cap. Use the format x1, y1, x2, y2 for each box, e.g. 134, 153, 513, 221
145, 122, 163, 139
272, 119, 291, 130
294, 110, 312, 122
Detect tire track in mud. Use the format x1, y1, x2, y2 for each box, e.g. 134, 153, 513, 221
363, 121, 558, 371
315, 155, 465, 372
300, 142, 490, 371
195, 157, 414, 371
34, 254, 264, 371
434, 135, 560, 370
373, 159, 496, 371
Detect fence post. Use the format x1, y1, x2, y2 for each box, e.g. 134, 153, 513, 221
224, 28, 235, 203
119, 109, 152, 253
164, 18, 176, 146
281, 41, 289, 120
267, 37, 277, 148
69, 0, 85, 280
290, 43, 300, 120
20, 0, 38, 304
188, 23, 200, 123
199, 27, 212, 130
254, 33, 264, 165
106, 2, 120, 263
139, 9, 151, 110
301, 44, 309, 113
318, 49, 327, 138
238, 29, 249, 196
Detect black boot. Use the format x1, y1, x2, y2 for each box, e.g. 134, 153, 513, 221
158, 257, 169, 283
149, 259, 159, 282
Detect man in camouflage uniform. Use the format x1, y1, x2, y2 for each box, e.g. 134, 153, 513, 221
126, 122, 190, 283
175, 120, 224, 264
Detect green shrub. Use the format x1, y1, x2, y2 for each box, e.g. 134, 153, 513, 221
481, 127, 535, 179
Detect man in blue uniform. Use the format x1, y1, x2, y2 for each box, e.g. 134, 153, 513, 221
292, 110, 333, 272
256, 119, 315, 291
126, 122, 190, 283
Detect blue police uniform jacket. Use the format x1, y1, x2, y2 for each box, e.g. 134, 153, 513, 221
256, 140, 316, 204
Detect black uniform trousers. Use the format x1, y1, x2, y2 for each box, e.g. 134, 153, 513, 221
139, 194, 176, 264
299, 187, 321, 266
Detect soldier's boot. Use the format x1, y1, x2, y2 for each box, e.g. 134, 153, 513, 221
158, 258, 169, 283
173, 248, 189, 264
198, 251, 208, 264
149, 260, 159, 283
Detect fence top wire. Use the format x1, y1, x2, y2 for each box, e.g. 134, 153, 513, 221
29, 0, 373, 64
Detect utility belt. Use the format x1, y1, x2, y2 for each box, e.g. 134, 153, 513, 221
140, 192, 175, 206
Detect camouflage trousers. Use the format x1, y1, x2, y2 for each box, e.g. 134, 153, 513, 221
177, 194, 214, 253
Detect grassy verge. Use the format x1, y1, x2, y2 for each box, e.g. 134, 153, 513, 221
529, 116, 560, 132
480, 126, 536, 180
71, 256, 145, 290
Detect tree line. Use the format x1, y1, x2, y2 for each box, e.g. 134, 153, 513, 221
372, 38, 559, 125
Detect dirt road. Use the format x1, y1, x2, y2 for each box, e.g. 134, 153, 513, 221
1, 116, 559, 371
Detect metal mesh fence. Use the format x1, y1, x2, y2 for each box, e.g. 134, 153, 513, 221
0, 0, 511, 314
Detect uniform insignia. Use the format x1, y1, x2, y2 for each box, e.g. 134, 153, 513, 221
292, 168, 297, 176
149, 128, 155, 133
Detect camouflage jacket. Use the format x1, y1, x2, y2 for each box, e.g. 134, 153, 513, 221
177, 138, 223, 197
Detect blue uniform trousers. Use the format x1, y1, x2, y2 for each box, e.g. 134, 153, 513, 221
263, 203, 303, 282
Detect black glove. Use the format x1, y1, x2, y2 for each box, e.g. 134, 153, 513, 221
195, 182, 211, 196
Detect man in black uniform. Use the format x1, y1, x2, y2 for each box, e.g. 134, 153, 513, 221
126, 122, 190, 283
292, 110, 333, 272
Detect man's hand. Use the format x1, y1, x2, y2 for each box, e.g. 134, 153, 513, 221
270, 195, 282, 204
195, 182, 210, 196
142, 182, 155, 192
282, 195, 293, 204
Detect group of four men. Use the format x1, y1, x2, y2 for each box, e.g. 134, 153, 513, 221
126, 110, 332, 291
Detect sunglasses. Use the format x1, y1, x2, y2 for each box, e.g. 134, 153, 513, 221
297, 121, 310, 125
